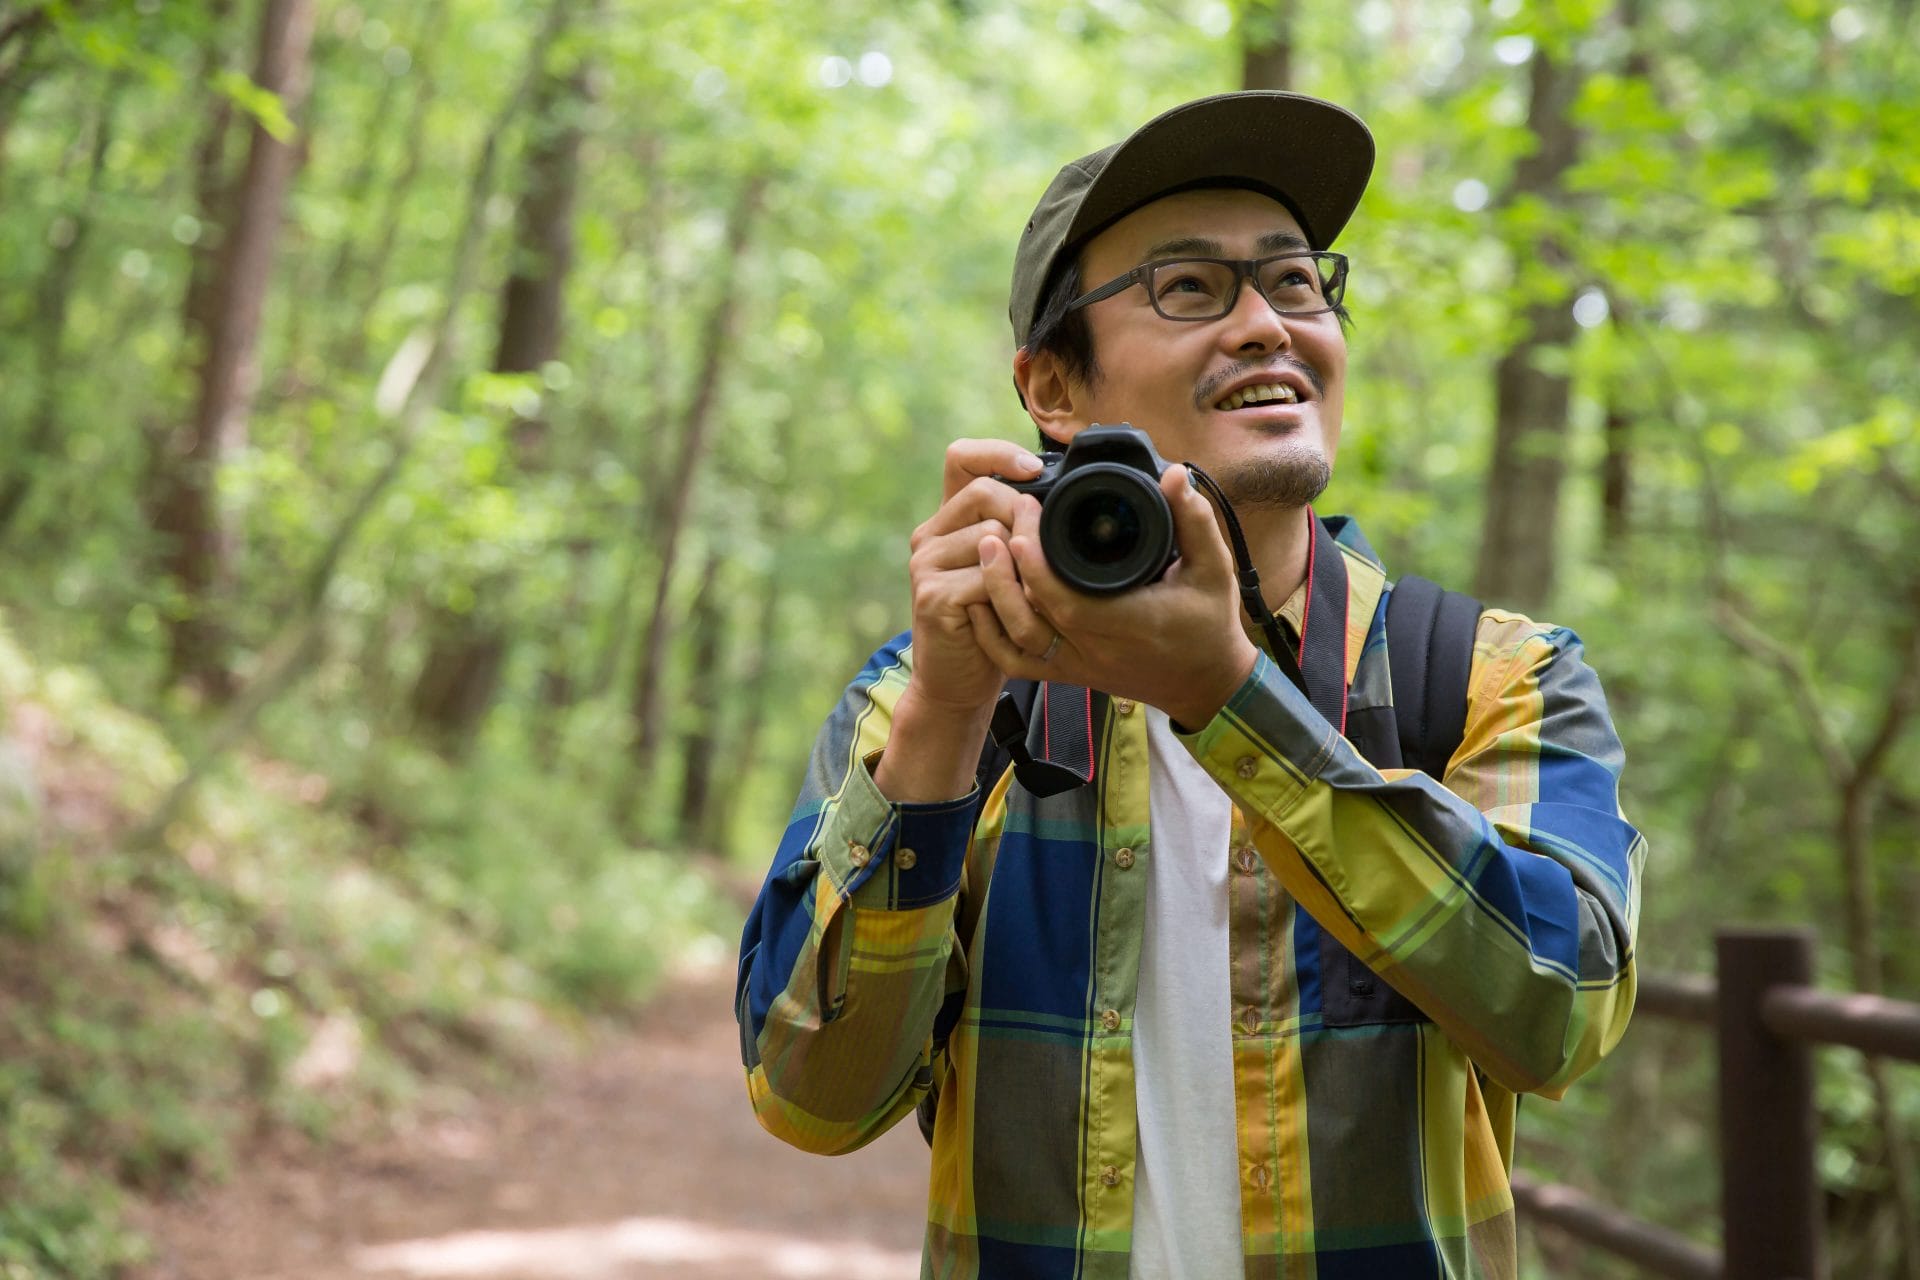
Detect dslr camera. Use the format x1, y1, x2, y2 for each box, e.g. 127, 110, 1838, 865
1003, 423, 1176, 595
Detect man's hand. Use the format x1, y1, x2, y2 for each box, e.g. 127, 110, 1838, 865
872, 439, 1046, 804
900, 438, 1047, 717
966, 463, 1261, 730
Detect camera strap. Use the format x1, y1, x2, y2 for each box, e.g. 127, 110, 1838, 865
1185, 467, 1350, 734
988, 472, 1351, 799
989, 680, 1099, 798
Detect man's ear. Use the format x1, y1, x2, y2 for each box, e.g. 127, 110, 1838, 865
1013, 347, 1083, 448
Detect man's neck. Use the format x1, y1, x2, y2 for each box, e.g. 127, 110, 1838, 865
1229, 502, 1315, 643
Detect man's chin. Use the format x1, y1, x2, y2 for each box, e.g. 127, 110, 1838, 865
1215, 449, 1332, 511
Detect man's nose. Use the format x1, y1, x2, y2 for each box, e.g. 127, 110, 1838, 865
1217, 277, 1292, 354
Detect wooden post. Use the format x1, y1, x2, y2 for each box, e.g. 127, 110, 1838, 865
1717, 928, 1824, 1280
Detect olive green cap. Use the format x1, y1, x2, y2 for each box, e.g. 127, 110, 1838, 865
1009, 91, 1375, 346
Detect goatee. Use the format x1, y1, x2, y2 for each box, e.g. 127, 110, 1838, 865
1215, 445, 1331, 511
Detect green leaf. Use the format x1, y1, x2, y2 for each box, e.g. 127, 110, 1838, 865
210, 69, 298, 143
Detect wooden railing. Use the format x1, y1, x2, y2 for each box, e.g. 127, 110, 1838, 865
1512, 928, 1920, 1280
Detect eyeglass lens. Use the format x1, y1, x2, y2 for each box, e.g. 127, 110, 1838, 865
1149, 257, 1339, 319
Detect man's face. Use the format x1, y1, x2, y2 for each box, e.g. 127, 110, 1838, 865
1039, 187, 1347, 511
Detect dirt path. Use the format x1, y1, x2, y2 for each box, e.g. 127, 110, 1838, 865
131, 960, 931, 1279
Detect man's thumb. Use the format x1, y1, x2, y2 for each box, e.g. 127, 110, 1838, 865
1166, 465, 1232, 577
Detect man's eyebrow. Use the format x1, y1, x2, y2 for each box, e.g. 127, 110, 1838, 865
1141, 236, 1223, 260
1139, 230, 1313, 261
1259, 230, 1312, 253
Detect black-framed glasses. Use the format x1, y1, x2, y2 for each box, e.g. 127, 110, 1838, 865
1065, 251, 1348, 322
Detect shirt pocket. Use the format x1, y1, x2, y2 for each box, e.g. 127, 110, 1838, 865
1318, 928, 1431, 1027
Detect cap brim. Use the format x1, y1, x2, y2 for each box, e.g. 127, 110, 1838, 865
1063, 92, 1375, 255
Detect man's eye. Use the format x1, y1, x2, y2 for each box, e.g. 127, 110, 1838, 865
1161, 274, 1208, 293
1265, 267, 1324, 299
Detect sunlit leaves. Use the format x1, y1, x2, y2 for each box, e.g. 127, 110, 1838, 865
208, 68, 297, 142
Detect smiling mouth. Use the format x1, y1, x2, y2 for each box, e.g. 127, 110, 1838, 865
1215, 382, 1301, 411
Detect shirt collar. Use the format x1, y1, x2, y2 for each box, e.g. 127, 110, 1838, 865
1265, 516, 1385, 690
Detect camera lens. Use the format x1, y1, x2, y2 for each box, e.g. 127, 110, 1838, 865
1069, 492, 1142, 565
1039, 464, 1175, 594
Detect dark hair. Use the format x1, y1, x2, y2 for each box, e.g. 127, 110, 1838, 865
1017, 256, 1100, 449
1024, 256, 1101, 388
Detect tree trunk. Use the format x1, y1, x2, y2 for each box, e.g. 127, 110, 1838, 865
1473, 47, 1581, 611
675, 549, 726, 849
627, 175, 766, 794
720, 414, 798, 850
0, 78, 120, 541
1600, 369, 1632, 553
533, 537, 594, 754
583, 134, 669, 705
492, 59, 584, 376
1598, 0, 1649, 559
408, 618, 511, 753
409, 0, 589, 754
152, 0, 315, 700
0, 4, 48, 60
177, 0, 239, 359
1238, 0, 1295, 91
117, 2, 555, 847
0, 5, 51, 193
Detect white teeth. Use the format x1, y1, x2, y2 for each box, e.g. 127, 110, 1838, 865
1217, 382, 1300, 410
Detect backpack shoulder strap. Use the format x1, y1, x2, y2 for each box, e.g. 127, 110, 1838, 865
1384, 574, 1483, 782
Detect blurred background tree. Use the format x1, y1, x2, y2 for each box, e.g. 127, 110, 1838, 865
0, 0, 1915, 1274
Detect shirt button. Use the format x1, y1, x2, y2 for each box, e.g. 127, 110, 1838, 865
895, 847, 917, 870
1235, 755, 1258, 779
1100, 1165, 1122, 1187
1240, 1006, 1260, 1036
1252, 1164, 1270, 1191
1113, 847, 1135, 870
847, 842, 870, 867
1115, 698, 1136, 716
1100, 1008, 1122, 1033
1236, 846, 1258, 875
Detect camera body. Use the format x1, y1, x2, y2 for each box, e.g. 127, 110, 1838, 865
1005, 423, 1176, 595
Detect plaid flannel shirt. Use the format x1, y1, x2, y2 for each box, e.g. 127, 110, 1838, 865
737, 520, 1643, 1279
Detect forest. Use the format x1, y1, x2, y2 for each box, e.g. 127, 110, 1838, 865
0, 0, 1915, 1275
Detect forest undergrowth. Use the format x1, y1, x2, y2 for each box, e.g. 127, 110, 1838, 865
0, 612, 736, 1279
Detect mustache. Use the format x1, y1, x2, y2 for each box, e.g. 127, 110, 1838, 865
1193, 356, 1325, 411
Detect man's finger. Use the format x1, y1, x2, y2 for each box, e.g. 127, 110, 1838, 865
919, 475, 1031, 541
914, 565, 992, 620
943, 439, 1046, 502
968, 601, 1048, 683
980, 535, 1055, 657
1164, 464, 1235, 582
1005, 493, 1074, 613
967, 601, 1016, 668
914, 520, 1015, 571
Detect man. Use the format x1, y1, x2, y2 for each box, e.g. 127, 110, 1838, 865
736, 91, 1642, 1279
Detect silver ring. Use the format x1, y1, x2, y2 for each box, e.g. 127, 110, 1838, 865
1040, 631, 1062, 663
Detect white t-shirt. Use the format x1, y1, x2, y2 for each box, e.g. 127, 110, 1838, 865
1130, 708, 1244, 1278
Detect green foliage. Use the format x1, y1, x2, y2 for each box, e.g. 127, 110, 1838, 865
1, 0, 1918, 1270
316, 732, 738, 1010
209, 68, 298, 142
